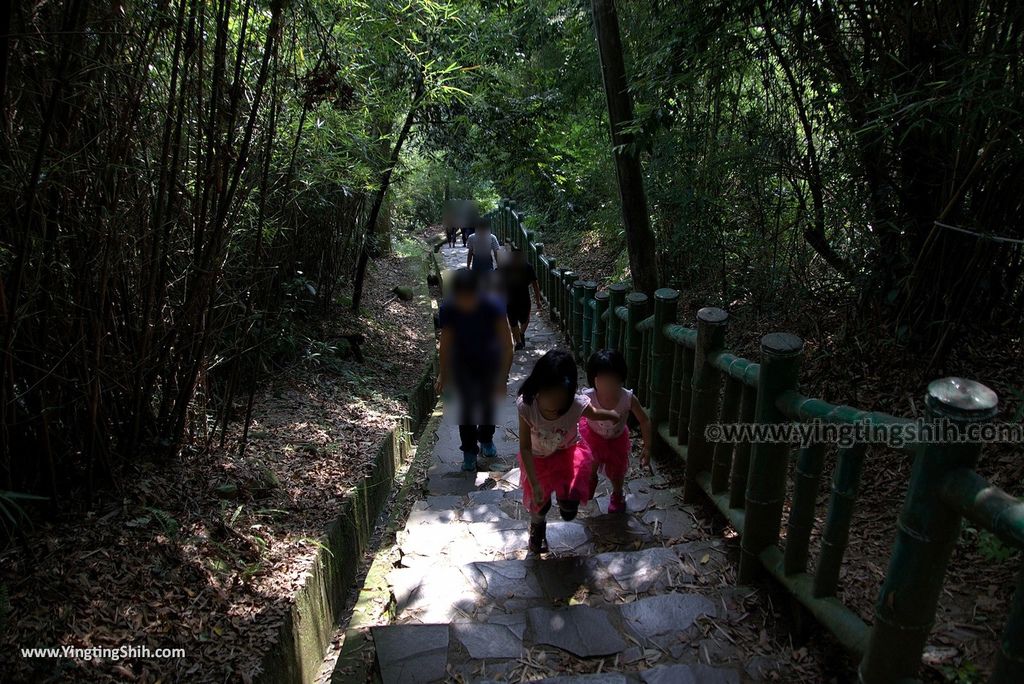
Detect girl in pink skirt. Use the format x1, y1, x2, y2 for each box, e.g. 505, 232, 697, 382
517, 350, 621, 553
580, 349, 653, 514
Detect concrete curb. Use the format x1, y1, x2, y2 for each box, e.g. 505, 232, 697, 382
329, 401, 445, 683
255, 240, 438, 684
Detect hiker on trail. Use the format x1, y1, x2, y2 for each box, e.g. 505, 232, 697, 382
517, 350, 620, 554
466, 216, 500, 275
459, 200, 477, 246
580, 349, 652, 514
436, 268, 514, 472
500, 246, 543, 351
443, 204, 457, 248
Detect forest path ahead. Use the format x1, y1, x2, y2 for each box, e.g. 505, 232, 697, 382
330, 244, 777, 683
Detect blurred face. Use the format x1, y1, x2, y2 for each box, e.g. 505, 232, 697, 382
593, 372, 624, 396
536, 386, 570, 414
453, 289, 479, 312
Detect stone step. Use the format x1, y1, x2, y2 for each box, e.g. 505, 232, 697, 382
396, 507, 693, 568
370, 589, 741, 683
387, 546, 697, 623
402, 500, 705, 562
419, 468, 699, 540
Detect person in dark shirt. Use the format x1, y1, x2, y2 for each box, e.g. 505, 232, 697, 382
443, 203, 457, 248
457, 200, 478, 247
500, 246, 543, 351
437, 268, 514, 471
467, 217, 501, 275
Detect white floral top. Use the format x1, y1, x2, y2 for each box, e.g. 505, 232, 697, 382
516, 393, 590, 457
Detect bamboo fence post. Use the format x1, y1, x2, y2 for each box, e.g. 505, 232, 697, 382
592, 290, 609, 353
649, 288, 679, 426
682, 307, 728, 503
813, 443, 869, 596
581, 281, 598, 358
711, 376, 742, 494
547, 264, 560, 308
571, 281, 586, 356
675, 345, 696, 443
784, 443, 827, 575
637, 327, 650, 405
607, 283, 628, 353
561, 271, 577, 330
624, 292, 648, 391
859, 378, 999, 681
738, 332, 803, 583
728, 384, 757, 508
534, 243, 544, 289
668, 343, 684, 438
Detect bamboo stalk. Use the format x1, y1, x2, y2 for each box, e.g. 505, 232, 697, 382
676, 346, 696, 444
637, 328, 650, 405
711, 376, 742, 494
784, 443, 827, 575
667, 343, 684, 438
683, 307, 728, 503
814, 444, 868, 597
728, 383, 757, 509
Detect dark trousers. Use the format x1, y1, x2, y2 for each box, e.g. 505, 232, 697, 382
459, 424, 496, 454
455, 367, 496, 454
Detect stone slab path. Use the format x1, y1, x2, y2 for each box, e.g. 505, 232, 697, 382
335, 243, 763, 683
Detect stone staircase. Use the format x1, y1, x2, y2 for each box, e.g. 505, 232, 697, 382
331, 244, 756, 683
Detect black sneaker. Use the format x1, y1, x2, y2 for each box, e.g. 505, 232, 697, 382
528, 521, 548, 554
514, 340, 525, 351
557, 498, 580, 521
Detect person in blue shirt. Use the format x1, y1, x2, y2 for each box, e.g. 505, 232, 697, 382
436, 268, 514, 471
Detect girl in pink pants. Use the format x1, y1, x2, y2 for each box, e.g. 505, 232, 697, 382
580, 349, 652, 514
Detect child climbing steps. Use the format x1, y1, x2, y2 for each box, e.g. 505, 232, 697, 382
580, 348, 653, 514
516, 350, 620, 554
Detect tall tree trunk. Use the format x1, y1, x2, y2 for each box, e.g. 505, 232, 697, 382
350, 75, 424, 312
589, 0, 658, 294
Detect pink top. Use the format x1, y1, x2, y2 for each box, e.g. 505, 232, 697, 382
582, 387, 632, 438
517, 394, 591, 457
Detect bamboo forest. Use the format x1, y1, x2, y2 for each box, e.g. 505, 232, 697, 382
1, 1, 1023, 682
